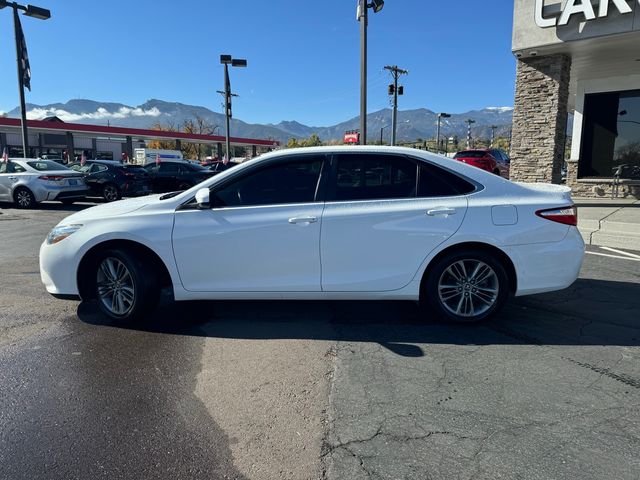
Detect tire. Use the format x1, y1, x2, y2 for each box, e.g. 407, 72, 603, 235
13, 187, 36, 209
422, 249, 509, 323
93, 249, 160, 322
102, 184, 121, 202
177, 182, 192, 191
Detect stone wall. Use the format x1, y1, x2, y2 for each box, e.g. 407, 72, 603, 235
566, 160, 640, 198
510, 54, 571, 184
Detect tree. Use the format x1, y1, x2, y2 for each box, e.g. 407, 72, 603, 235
302, 133, 322, 147
147, 117, 219, 161
286, 138, 300, 148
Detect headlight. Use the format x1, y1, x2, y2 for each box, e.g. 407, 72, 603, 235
46, 224, 83, 245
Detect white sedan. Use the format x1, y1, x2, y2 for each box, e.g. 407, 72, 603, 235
39, 146, 584, 323
0, 159, 89, 208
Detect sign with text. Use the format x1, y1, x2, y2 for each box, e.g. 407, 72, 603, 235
536, 0, 639, 28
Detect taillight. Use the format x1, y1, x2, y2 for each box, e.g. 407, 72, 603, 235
536, 205, 578, 226
39, 175, 66, 181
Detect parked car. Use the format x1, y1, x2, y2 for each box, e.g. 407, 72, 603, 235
0, 159, 88, 208
40, 146, 584, 324
143, 161, 215, 193
69, 160, 152, 202
453, 149, 510, 177
207, 160, 241, 175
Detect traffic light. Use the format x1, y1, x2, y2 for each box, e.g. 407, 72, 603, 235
388, 84, 395, 95
398, 86, 404, 95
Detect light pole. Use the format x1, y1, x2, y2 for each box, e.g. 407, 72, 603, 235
379, 124, 388, 145
219, 54, 247, 161
466, 119, 476, 149
357, 0, 384, 145
436, 113, 451, 154
0, 1, 51, 158
490, 125, 498, 147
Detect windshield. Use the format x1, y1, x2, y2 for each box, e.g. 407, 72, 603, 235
27, 160, 71, 171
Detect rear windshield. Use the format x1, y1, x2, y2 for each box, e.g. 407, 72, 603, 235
454, 151, 487, 159
27, 160, 70, 171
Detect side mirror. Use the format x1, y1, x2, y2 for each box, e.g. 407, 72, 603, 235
195, 188, 210, 209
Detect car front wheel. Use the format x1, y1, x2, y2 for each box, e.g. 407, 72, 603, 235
94, 249, 159, 322
423, 250, 509, 323
102, 184, 121, 202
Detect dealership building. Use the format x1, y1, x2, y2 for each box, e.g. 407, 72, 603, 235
0, 117, 279, 162
511, 0, 640, 197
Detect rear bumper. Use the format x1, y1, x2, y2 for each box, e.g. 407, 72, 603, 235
504, 227, 585, 297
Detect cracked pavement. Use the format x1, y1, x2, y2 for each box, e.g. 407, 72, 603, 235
1, 203, 639, 479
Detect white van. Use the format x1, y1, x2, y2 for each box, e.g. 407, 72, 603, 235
133, 148, 183, 165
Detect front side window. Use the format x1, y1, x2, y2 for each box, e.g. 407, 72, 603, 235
212, 156, 324, 208
334, 154, 417, 201
159, 163, 179, 173
70, 163, 92, 173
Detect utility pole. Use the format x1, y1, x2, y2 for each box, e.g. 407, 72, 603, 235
384, 65, 408, 146
357, 0, 384, 145
466, 119, 476, 149
490, 125, 498, 147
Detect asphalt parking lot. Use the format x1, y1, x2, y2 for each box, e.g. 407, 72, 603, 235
0, 201, 639, 480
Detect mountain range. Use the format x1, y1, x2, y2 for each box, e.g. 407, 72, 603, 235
6, 99, 514, 143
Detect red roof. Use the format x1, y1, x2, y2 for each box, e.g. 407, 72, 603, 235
0, 117, 280, 147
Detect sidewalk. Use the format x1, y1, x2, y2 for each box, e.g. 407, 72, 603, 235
575, 198, 640, 251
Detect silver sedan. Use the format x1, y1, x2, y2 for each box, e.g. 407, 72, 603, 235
0, 159, 89, 208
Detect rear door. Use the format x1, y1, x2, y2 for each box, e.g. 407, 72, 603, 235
320, 153, 471, 292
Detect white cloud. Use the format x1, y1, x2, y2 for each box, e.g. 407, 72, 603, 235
486, 106, 514, 112
26, 106, 162, 122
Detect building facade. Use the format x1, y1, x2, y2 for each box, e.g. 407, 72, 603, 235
511, 0, 640, 198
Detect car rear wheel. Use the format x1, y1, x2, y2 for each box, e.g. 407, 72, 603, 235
102, 184, 121, 202
94, 249, 159, 322
422, 250, 509, 323
13, 187, 35, 209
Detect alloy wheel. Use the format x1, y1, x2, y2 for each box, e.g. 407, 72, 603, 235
16, 189, 33, 208
437, 259, 499, 318
103, 185, 119, 202
96, 257, 135, 317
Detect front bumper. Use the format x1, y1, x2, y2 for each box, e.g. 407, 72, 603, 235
40, 240, 81, 297
504, 227, 585, 297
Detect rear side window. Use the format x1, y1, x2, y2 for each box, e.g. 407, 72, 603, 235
26, 160, 70, 171
212, 156, 324, 207
418, 162, 476, 197
333, 154, 417, 201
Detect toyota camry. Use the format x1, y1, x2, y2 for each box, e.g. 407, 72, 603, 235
40, 146, 584, 323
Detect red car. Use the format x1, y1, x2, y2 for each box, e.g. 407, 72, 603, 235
453, 149, 510, 178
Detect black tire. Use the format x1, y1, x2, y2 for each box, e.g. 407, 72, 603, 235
177, 182, 192, 190
13, 187, 35, 209
102, 184, 121, 202
422, 249, 509, 324
92, 249, 160, 322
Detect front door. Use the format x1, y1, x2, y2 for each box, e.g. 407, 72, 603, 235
0, 162, 25, 202
320, 153, 469, 292
172, 154, 327, 292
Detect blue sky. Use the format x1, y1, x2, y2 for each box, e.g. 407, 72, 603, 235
0, 0, 516, 126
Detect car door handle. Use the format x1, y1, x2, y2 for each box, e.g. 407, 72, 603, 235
427, 208, 457, 217
289, 216, 318, 224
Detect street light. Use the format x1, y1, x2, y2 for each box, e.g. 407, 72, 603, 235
466, 119, 476, 148
379, 124, 389, 145
1, 1, 51, 158
357, 0, 384, 145
219, 54, 247, 161
436, 113, 451, 154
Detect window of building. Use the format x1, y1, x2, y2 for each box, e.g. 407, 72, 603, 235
579, 89, 640, 179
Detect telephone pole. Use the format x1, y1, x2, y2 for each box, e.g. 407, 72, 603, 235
490, 125, 498, 147
466, 119, 476, 149
384, 65, 407, 146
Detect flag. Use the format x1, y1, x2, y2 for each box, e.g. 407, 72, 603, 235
155, 153, 161, 165
14, 12, 31, 91
80, 152, 86, 166
1, 147, 8, 163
